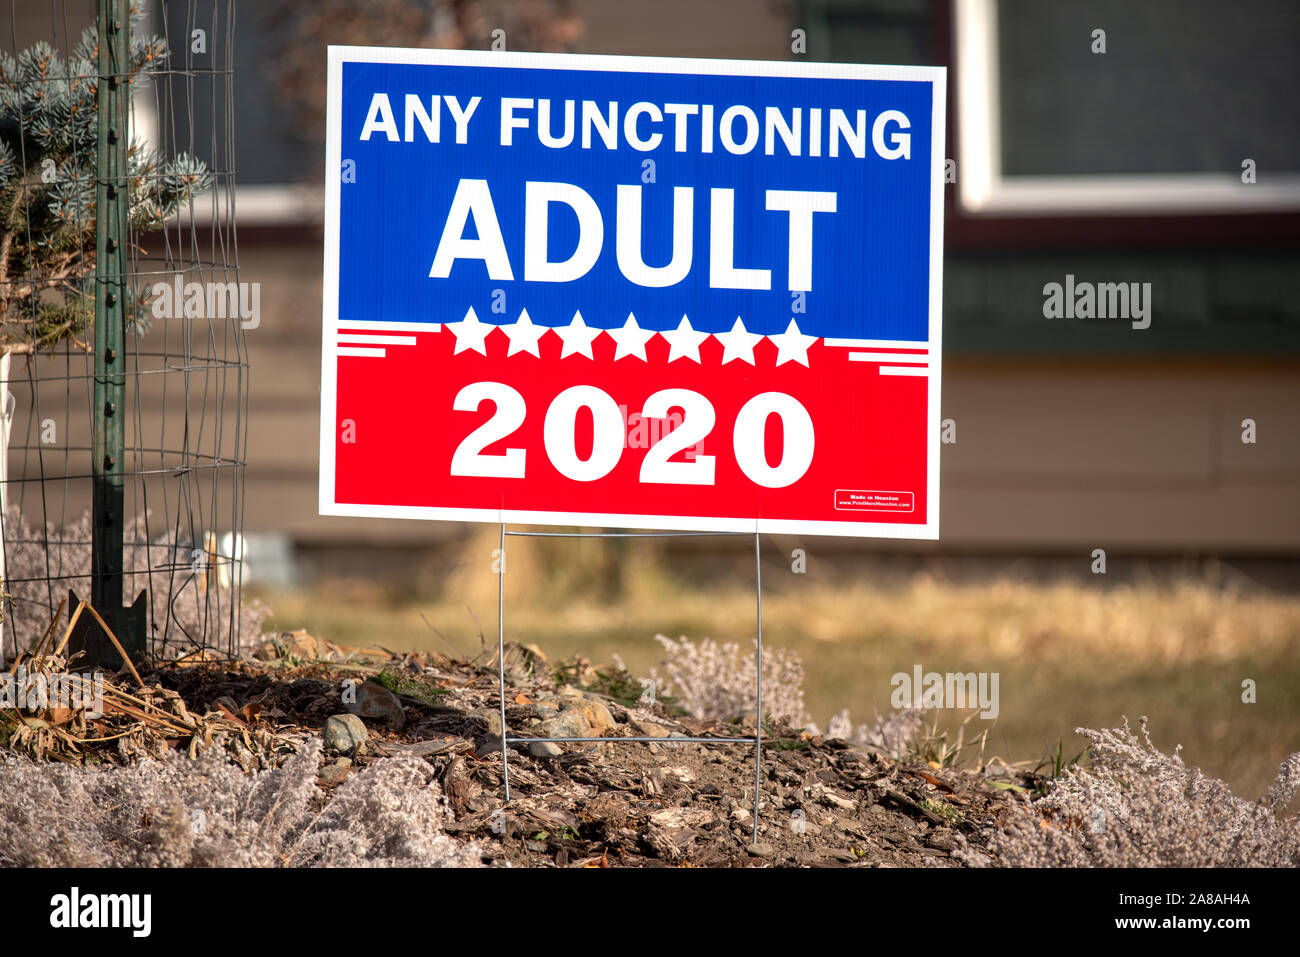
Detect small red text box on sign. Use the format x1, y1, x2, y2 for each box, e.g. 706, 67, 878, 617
834, 489, 915, 513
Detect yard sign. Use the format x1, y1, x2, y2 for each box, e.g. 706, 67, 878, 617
320, 48, 945, 538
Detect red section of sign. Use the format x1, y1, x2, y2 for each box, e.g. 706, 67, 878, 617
332, 325, 929, 529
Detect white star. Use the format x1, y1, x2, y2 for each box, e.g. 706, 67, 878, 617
662, 314, 709, 364
502, 308, 548, 357
446, 305, 493, 356
553, 309, 603, 360
608, 312, 657, 362
716, 316, 763, 365
769, 318, 818, 367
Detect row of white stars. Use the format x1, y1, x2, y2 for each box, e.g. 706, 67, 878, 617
441, 308, 819, 367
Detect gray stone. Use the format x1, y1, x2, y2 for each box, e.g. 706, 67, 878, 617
538, 709, 592, 740
317, 759, 352, 787
345, 680, 406, 729
529, 740, 563, 758
323, 713, 368, 756
925, 832, 956, 851
630, 716, 671, 738
469, 708, 507, 755
468, 708, 504, 737
746, 843, 776, 858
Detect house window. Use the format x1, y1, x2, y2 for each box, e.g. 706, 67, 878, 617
955, 0, 1300, 215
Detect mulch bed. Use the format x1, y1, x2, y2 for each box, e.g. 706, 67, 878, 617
3, 628, 1034, 867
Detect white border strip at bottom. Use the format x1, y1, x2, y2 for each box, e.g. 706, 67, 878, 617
319, 502, 938, 540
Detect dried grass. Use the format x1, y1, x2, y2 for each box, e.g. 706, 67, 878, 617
650, 633, 810, 726
825, 706, 930, 761
0, 738, 483, 867
434, 530, 1300, 667
963, 717, 1300, 867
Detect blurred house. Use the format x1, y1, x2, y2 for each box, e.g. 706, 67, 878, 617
7, 0, 1300, 575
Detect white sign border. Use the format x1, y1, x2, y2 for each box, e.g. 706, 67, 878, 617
319, 47, 945, 540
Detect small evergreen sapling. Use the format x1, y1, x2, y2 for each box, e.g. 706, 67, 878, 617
0, 10, 211, 356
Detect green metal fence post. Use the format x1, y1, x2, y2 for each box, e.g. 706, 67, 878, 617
86, 0, 141, 664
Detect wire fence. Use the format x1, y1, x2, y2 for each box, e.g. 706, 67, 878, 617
0, 0, 249, 663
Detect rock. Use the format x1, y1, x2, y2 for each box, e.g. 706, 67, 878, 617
529, 740, 563, 758
569, 700, 616, 734
817, 848, 857, 864
469, 708, 507, 755
468, 708, 504, 738
345, 680, 406, 729
323, 713, 368, 756
925, 831, 956, 851
538, 709, 592, 740
629, 716, 671, 738
746, 842, 776, 858
317, 759, 352, 787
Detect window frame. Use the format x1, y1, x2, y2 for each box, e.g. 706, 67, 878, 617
953, 0, 1300, 217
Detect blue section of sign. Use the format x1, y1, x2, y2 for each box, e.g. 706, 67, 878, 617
336, 60, 934, 341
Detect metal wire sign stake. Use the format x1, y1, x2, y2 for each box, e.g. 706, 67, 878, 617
496, 526, 765, 844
